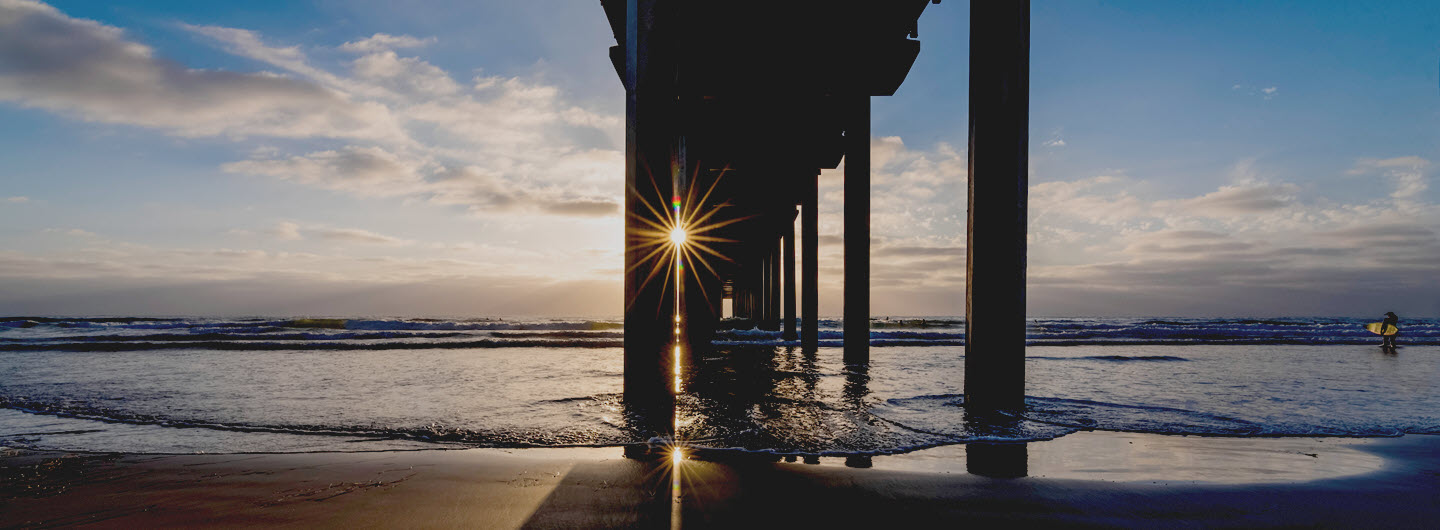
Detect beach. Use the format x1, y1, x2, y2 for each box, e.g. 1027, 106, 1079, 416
4, 432, 1438, 528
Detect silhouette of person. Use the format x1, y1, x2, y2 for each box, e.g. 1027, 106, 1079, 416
1381, 312, 1399, 350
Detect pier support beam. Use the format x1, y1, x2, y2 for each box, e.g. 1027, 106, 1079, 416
622, 0, 674, 416
783, 208, 798, 341
759, 251, 772, 328
964, 0, 1029, 413
843, 96, 870, 364
802, 171, 819, 349
768, 236, 782, 331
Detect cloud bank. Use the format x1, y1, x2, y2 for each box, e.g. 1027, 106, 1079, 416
0, 0, 620, 218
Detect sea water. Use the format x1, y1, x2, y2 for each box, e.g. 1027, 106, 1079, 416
1, 316, 1436, 454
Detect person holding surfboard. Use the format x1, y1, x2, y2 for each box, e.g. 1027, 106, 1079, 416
1364, 313, 1399, 349
1381, 312, 1399, 349
1369, 312, 1400, 350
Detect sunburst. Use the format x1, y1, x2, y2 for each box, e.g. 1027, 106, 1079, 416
625, 164, 749, 316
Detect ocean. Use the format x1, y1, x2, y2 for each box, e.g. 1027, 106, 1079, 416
2, 316, 1437, 455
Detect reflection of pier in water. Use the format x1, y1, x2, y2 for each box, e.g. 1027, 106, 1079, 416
600, 0, 1031, 466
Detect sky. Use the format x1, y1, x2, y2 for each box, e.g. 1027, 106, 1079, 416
0, 0, 1437, 317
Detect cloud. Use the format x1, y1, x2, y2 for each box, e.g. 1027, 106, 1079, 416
258, 221, 408, 244
41, 227, 97, 238
0, 2, 403, 140
1042, 127, 1066, 148
1023, 155, 1440, 315
183, 19, 623, 216
0, 239, 620, 316
350, 50, 460, 97
222, 148, 620, 216
540, 198, 621, 216
1031, 175, 1152, 228
222, 146, 426, 196
1161, 183, 1297, 216
1348, 156, 1429, 201
4, 196, 28, 203
267, 221, 302, 240
1122, 230, 1253, 255
874, 245, 965, 258
426, 165, 619, 216
339, 33, 436, 54
312, 227, 408, 245
2, 2, 624, 218
1231, 83, 1279, 100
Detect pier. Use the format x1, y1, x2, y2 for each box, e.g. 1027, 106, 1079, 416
601, 0, 1029, 418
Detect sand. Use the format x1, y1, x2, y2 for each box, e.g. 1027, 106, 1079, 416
3, 432, 1438, 528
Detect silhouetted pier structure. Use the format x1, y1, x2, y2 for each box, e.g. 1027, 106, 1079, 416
602, 1, 1029, 421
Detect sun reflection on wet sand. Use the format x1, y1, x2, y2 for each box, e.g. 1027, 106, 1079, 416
670, 445, 685, 530
623, 165, 757, 528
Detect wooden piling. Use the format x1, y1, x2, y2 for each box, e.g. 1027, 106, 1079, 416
964, 0, 1029, 413
783, 208, 798, 341
843, 95, 870, 364
802, 171, 819, 349
622, 0, 674, 414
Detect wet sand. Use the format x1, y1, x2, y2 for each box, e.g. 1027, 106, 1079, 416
3, 432, 1438, 528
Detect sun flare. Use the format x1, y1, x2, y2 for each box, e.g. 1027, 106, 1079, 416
624, 165, 749, 317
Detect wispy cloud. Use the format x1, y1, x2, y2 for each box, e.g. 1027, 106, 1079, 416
339, 33, 437, 54
256, 221, 408, 245
267, 221, 303, 241
222, 146, 426, 197
41, 228, 97, 238
0, 2, 403, 140
1348, 156, 1429, 201
312, 227, 409, 245
0, 1, 620, 217
1026, 155, 1440, 314
1231, 83, 1279, 100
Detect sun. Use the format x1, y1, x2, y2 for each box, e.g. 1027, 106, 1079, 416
624, 164, 750, 317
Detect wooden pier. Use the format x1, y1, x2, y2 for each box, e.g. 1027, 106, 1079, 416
600, 0, 1029, 419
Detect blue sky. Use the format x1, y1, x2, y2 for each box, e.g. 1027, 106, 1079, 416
1, 0, 1437, 316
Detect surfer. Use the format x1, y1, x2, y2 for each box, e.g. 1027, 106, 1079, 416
1381, 312, 1399, 350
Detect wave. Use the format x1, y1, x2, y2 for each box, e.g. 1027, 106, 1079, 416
0, 317, 624, 332
0, 331, 473, 343
4, 389, 1433, 456
1028, 355, 1190, 362
0, 338, 624, 352
0, 396, 633, 448
877, 394, 1424, 438
0, 330, 624, 344
0, 316, 184, 324
12, 337, 1426, 352
6, 316, 1440, 350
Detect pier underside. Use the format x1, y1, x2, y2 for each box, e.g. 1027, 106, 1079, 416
603, 0, 1028, 420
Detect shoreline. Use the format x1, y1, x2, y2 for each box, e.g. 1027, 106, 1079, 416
5, 431, 1438, 528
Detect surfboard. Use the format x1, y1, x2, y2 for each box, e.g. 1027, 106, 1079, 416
1364, 322, 1398, 336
